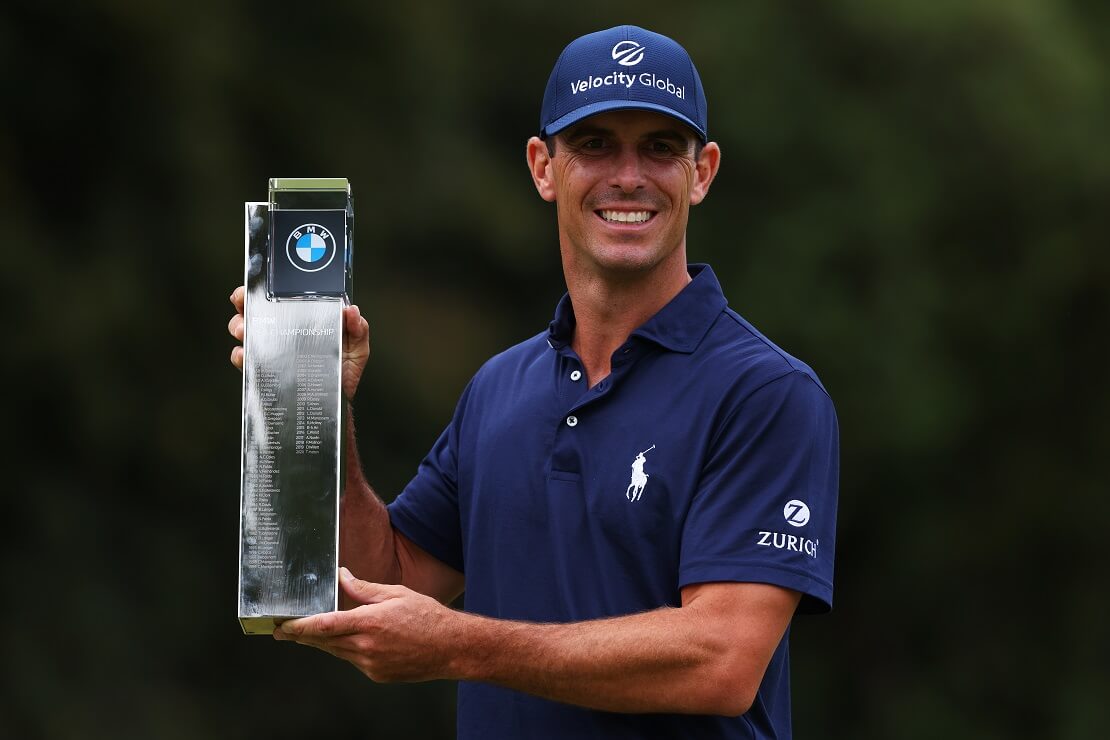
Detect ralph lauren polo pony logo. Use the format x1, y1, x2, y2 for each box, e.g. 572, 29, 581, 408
625, 445, 655, 502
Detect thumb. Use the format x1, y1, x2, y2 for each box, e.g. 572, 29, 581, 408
343, 305, 370, 349
339, 567, 396, 605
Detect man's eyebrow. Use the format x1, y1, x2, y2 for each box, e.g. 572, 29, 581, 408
644, 129, 693, 146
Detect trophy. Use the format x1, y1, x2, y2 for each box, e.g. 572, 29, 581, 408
238, 178, 353, 635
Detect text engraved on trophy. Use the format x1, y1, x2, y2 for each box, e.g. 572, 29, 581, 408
294, 354, 329, 455
245, 369, 284, 570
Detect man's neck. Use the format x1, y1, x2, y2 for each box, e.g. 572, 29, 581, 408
566, 255, 691, 388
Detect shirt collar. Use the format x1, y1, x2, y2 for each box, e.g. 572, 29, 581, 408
546, 264, 727, 354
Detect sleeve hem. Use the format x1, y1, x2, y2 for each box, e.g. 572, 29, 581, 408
387, 502, 465, 573
679, 562, 833, 614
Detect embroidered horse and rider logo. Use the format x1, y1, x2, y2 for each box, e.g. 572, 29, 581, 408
626, 445, 655, 502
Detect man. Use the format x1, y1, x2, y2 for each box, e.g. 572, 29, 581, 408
229, 25, 838, 739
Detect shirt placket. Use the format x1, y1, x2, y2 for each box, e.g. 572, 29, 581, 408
549, 341, 646, 474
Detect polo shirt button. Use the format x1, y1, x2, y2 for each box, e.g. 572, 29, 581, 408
570, 370, 582, 381
566, 415, 578, 427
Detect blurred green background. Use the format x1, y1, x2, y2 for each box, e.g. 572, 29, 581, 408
2, 1, 1107, 738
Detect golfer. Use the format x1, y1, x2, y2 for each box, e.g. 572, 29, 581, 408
229, 24, 839, 739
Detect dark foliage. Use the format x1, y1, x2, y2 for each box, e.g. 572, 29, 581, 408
2, 2, 1107, 738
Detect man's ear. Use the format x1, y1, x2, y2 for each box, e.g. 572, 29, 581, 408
526, 136, 557, 202
689, 141, 721, 206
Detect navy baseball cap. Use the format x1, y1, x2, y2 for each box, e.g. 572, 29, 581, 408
540, 26, 708, 142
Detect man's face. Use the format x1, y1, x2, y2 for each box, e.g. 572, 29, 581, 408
527, 109, 719, 280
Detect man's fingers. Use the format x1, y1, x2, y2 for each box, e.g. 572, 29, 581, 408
277, 609, 359, 639
228, 313, 244, 341
339, 567, 398, 605
229, 287, 246, 371
274, 629, 369, 655
230, 286, 245, 312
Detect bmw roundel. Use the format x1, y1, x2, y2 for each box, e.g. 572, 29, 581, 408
285, 224, 337, 273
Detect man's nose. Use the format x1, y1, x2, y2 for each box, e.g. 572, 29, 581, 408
609, 147, 645, 192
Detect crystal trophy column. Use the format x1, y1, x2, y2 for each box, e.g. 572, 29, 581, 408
238, 178, 353, 635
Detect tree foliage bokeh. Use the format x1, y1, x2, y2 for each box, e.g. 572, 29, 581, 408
2, 1, 1107, 738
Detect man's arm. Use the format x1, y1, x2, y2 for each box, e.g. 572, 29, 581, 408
228, 287, 463, 605
276, 570, 799, 717
339, 407, 464, 605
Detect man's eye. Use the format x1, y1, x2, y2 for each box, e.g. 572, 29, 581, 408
582, 138, 605, 149
650, 141, 675, 153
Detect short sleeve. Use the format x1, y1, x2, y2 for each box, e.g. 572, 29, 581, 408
679, 370, 839, 613
386, 384, 472, 574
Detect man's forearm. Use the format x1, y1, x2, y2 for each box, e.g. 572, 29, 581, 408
338, 407, 465, 605
281, 574, 793, 715
339, 405, 400, 589
447, 599, 765, 717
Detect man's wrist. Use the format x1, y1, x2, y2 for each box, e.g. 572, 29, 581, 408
443, 610, 499, 682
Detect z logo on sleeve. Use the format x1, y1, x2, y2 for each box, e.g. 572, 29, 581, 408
784, 500, 811, 527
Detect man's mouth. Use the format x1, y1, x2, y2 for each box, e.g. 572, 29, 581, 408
597, 209, 656, 224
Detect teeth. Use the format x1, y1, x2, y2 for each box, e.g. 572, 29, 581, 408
600, 210, 653, 223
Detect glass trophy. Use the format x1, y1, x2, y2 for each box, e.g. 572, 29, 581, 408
238, 178, 353, 635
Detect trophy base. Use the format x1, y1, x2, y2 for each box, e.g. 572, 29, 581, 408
240, 616, 297, 636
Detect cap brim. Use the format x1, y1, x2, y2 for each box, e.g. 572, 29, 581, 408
542, 99, 707, 142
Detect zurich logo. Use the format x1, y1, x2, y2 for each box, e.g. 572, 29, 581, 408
285, 224, 336, 273
784, 500, 811, 527
611, 40, 646, 66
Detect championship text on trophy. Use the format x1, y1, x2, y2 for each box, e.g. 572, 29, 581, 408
238, 178, 353, 635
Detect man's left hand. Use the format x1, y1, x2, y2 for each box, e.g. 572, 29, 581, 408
274, 568, 463, 683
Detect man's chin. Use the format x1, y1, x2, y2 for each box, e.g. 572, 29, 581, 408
587, 249, 671, 279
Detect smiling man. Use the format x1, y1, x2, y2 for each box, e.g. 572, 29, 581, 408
229, 25, 839, 740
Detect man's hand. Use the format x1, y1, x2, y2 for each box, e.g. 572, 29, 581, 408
339, 300, 371, 401
276, 572, 796, 715
274, 567, 464, 683
227, 286, 371, 400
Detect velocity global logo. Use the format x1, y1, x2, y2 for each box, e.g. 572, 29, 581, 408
285, 224, 337, 273
611, 40, 645, 66
569, 39, 685, 101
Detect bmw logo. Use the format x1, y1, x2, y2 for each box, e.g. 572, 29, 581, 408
286, 224, 337, 273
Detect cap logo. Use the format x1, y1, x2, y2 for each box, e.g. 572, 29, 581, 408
541, 27, 707, 141
611, 40, 645, 66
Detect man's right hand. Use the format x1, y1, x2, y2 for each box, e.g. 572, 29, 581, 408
227, 286, 372, 401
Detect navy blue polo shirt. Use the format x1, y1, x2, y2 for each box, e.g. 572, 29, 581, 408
388, 264, 839, 740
